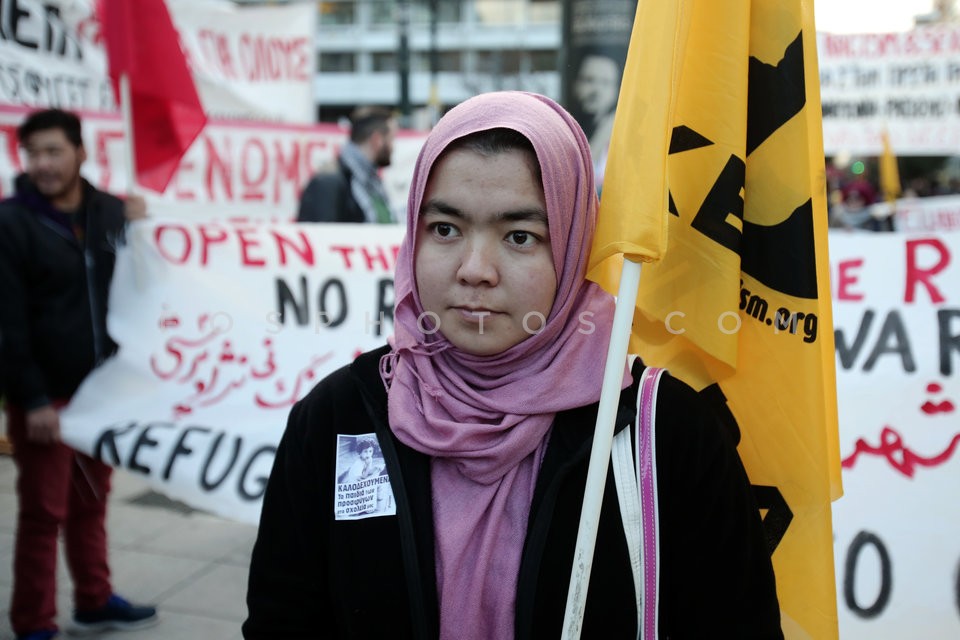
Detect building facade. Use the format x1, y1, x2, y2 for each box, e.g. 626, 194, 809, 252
313, 0, 562, 125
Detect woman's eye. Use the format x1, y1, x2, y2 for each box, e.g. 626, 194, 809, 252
509, 231, 535, 246
431, 222, 458, 238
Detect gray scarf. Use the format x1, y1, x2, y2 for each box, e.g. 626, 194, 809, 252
340, 142, 394, 223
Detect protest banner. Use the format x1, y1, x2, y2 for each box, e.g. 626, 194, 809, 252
51, 217, 960, 636
830, 232, 960, 638
61, 220, 406, 524
0, 103, 426, 220
0, 0, 315, 123
818, 26, 960, 156
168, 0, 315, 123
0, 0, 115, 112
0, 0, 354, 214
895, 194, 960, 233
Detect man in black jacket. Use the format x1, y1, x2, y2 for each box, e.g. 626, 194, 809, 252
0, 109, 156, 640
297, 106, 397, 223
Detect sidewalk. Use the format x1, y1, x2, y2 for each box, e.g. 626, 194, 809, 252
0, 452, 255, 640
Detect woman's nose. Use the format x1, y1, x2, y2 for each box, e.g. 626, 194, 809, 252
456, 239, 499, 287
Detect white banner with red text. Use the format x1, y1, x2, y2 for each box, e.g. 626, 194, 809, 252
830, 232, 960, 638
818, 26, 960, 156
7, 0, 958, 157
61, 220, 405, 525
168, 0, 315, 123
55, 223, 960, 636
0, 103, 426, 220
894, 193, 960, 233
0, 0, 315, 123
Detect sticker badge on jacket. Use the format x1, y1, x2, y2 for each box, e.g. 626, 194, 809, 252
334, 433, 396, 520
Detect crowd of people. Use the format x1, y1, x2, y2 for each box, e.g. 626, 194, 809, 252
1, 92, 792, 639
826, 160, 960, 232
18, 80, 960, 638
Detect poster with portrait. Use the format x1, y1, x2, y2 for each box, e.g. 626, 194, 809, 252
559, 0, 635, 187
334, 434, 396, 520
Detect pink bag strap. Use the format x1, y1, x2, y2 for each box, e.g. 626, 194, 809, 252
636, 366, 664, 639
612, 363, 665, 640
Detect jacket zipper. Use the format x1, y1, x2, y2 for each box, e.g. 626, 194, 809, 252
84, 248, 105, 364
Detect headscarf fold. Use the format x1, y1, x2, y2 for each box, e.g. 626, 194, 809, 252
381, 91, 630, 639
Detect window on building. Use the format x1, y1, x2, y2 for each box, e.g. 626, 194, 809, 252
475, 50, 497, 74
370, 1, 395, 24
471, 0, 561, 25
318, 1, 357, 25
431, 0, 464, 23
476, 49, 524, 74
440, 50, 463, 71
372, 52, 398, 72
474, 0, 523, 25
501, 50, 522, 74
412, 50, 462, 73
319, 52, 357, 72
528, 0, 560, 24
529, 49, 557, 72
372, 0, 463, 26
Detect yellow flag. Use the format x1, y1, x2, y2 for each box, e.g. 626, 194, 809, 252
880, 130, 902, 203
590, 1, 842, 638
588, 0, 690, 268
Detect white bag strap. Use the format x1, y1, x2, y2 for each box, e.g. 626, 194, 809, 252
612, 363, 664, 640
611, 413, 643, 632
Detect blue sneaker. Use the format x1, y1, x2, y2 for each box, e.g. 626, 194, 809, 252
69, 594, 158, 635
16, 630, 58, 640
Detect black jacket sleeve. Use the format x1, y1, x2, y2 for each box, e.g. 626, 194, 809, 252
297, 172, 347, 223
0, 211, 50, 408
243, 398, 329, 638
656, 374, 783, 638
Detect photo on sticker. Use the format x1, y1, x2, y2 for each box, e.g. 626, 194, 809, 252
336, 434, 385, 484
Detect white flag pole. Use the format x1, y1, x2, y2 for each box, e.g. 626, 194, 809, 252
119, 73, 137, 193
561, 256, 642, 640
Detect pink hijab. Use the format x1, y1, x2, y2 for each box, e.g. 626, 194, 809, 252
381, 92, 629, 639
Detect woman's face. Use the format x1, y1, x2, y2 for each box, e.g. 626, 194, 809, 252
414, 147, 557, 356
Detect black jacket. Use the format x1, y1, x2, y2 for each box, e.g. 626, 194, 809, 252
0, 174, 125, 408
297, 158, 366, 223
244, 347, 783, 639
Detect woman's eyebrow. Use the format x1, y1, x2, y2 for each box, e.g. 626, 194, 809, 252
420, 199, 462, 217
421, 199, 547, 225
497, 209, 548, 225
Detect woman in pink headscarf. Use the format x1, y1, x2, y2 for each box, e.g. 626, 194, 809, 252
245, 92, 782, 639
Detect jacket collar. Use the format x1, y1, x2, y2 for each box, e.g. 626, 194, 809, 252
349, 345, 392, 415
12, 173, 95, 243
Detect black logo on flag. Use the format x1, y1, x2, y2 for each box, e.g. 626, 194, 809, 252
667, 31, 818, 301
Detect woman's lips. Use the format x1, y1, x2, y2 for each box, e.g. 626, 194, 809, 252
453, 307, 499, 323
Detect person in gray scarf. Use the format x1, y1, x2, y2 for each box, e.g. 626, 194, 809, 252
298, 106, 397, 223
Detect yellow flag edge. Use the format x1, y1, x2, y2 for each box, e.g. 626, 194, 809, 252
801, 0, 843, 503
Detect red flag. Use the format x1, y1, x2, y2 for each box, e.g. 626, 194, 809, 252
99, 0, 206, 193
